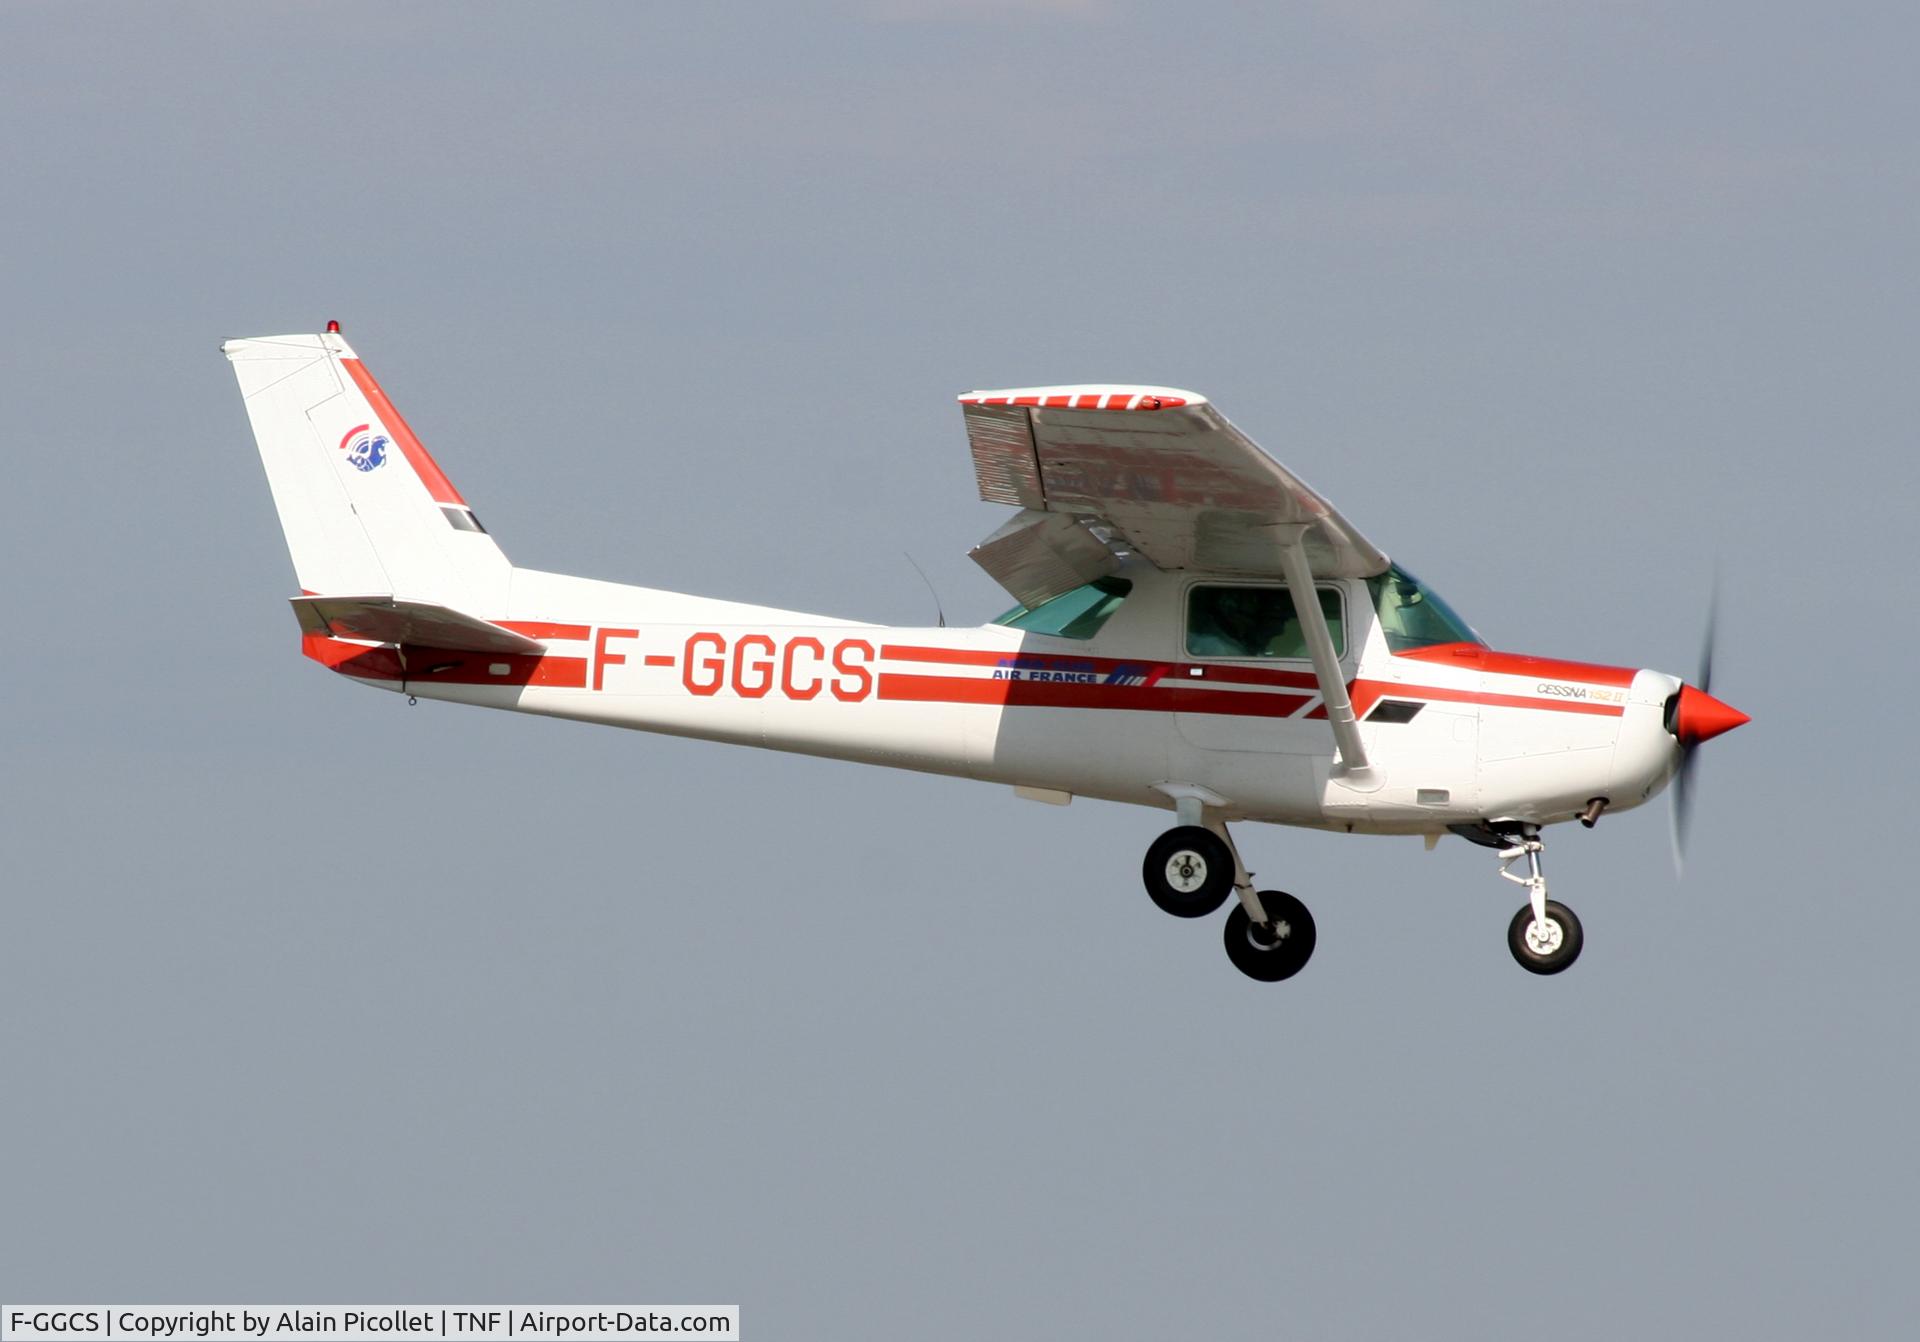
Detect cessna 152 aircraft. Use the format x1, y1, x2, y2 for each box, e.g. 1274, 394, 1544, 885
224, 326, 1747, 981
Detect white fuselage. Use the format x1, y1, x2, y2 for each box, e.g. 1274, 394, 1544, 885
308, 560, 1683, 836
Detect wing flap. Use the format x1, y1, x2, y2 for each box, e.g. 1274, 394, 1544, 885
290, 595, 547, 655
968, 509, 1121, 609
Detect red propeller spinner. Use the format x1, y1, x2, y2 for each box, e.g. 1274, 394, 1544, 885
1669, 684, 1749, 746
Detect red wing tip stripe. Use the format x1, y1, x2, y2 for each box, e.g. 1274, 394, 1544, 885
959, 393, 1186, 411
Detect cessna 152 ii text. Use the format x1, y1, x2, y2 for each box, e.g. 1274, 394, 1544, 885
224, 325, 1747, 981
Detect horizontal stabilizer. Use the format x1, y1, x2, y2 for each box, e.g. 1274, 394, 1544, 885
291, 595, 546, 655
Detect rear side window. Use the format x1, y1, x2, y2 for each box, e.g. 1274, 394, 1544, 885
993, 577, 1133, 639
1187, 584, 1344, 659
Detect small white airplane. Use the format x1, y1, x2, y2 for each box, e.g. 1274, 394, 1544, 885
224, 325, 1747, 981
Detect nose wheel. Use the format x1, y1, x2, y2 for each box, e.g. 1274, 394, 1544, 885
1509, 900, 1583, 974
1496, 827, 1584, 974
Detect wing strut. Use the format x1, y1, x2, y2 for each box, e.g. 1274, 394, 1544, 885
1276, 533, 1372, 779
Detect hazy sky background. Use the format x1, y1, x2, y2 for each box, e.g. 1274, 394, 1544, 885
3, 2, 1917, 1337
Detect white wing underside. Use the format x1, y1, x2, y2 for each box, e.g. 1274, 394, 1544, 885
960, 385, 1388, 606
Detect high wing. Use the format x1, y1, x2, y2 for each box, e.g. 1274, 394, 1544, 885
959, 384, 1389, 776
959, 386, 1388, 605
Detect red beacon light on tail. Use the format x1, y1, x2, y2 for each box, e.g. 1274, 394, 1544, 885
325, 320, 341, 334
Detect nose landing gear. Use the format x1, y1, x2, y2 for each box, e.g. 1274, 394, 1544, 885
1497, 828, 1583, 974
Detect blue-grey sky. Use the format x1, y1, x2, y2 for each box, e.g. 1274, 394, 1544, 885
3, 3, 1916, 1337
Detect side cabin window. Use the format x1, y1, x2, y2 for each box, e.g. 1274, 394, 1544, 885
993, 576, 1134, 640
1186, 584, 1345, 659
1366, 564, 1484, 653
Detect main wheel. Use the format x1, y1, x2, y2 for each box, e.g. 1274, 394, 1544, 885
1508, 900, 1583, 975
1223, 891, 1316, 981
1142, 826, 1235, 918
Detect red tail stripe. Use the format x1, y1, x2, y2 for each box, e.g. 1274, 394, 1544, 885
340, 358, 468, 506
302, 633, 403, 680
302, 634, 586, 689
494, 620, 591, 641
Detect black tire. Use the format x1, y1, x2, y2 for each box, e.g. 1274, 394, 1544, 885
1223, 891, 1316, 981
1508, 900, 1584, 975
1142, 826, 1235, 918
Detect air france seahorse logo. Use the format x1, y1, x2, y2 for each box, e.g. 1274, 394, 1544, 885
338, 423, 389, 472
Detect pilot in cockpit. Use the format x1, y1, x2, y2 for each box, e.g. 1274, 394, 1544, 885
1189, 588, 1294, 658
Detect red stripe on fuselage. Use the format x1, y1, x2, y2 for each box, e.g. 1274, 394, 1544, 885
875, 644, 1627, 717
880, 644, 1317, 691
1307, 680, 1625, 719
1394, 643, 1638, 688
297, 628, 1629, 719
339, 358, 468, 506
876, 673, 1311, 717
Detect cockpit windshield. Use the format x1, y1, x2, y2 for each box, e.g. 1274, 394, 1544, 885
1367, 564, 1484, 652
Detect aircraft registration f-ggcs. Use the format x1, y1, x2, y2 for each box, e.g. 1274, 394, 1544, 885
224, 326, 1747, 981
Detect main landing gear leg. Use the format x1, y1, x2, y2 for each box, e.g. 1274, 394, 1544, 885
1141, 791, 1316, 981
1500, 826, 1583, 975
1212, 819, 1316, 983
1210, 820, 1264, 923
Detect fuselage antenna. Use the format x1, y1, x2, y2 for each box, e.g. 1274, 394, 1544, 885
904, 551, 947, 628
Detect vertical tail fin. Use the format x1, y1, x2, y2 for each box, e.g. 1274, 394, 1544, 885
223, 328, 510, 613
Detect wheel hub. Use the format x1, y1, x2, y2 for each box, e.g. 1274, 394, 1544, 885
1248, 918, 1292, 951
1523, 916, 1564, 957
1165, 851, 1209, 893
